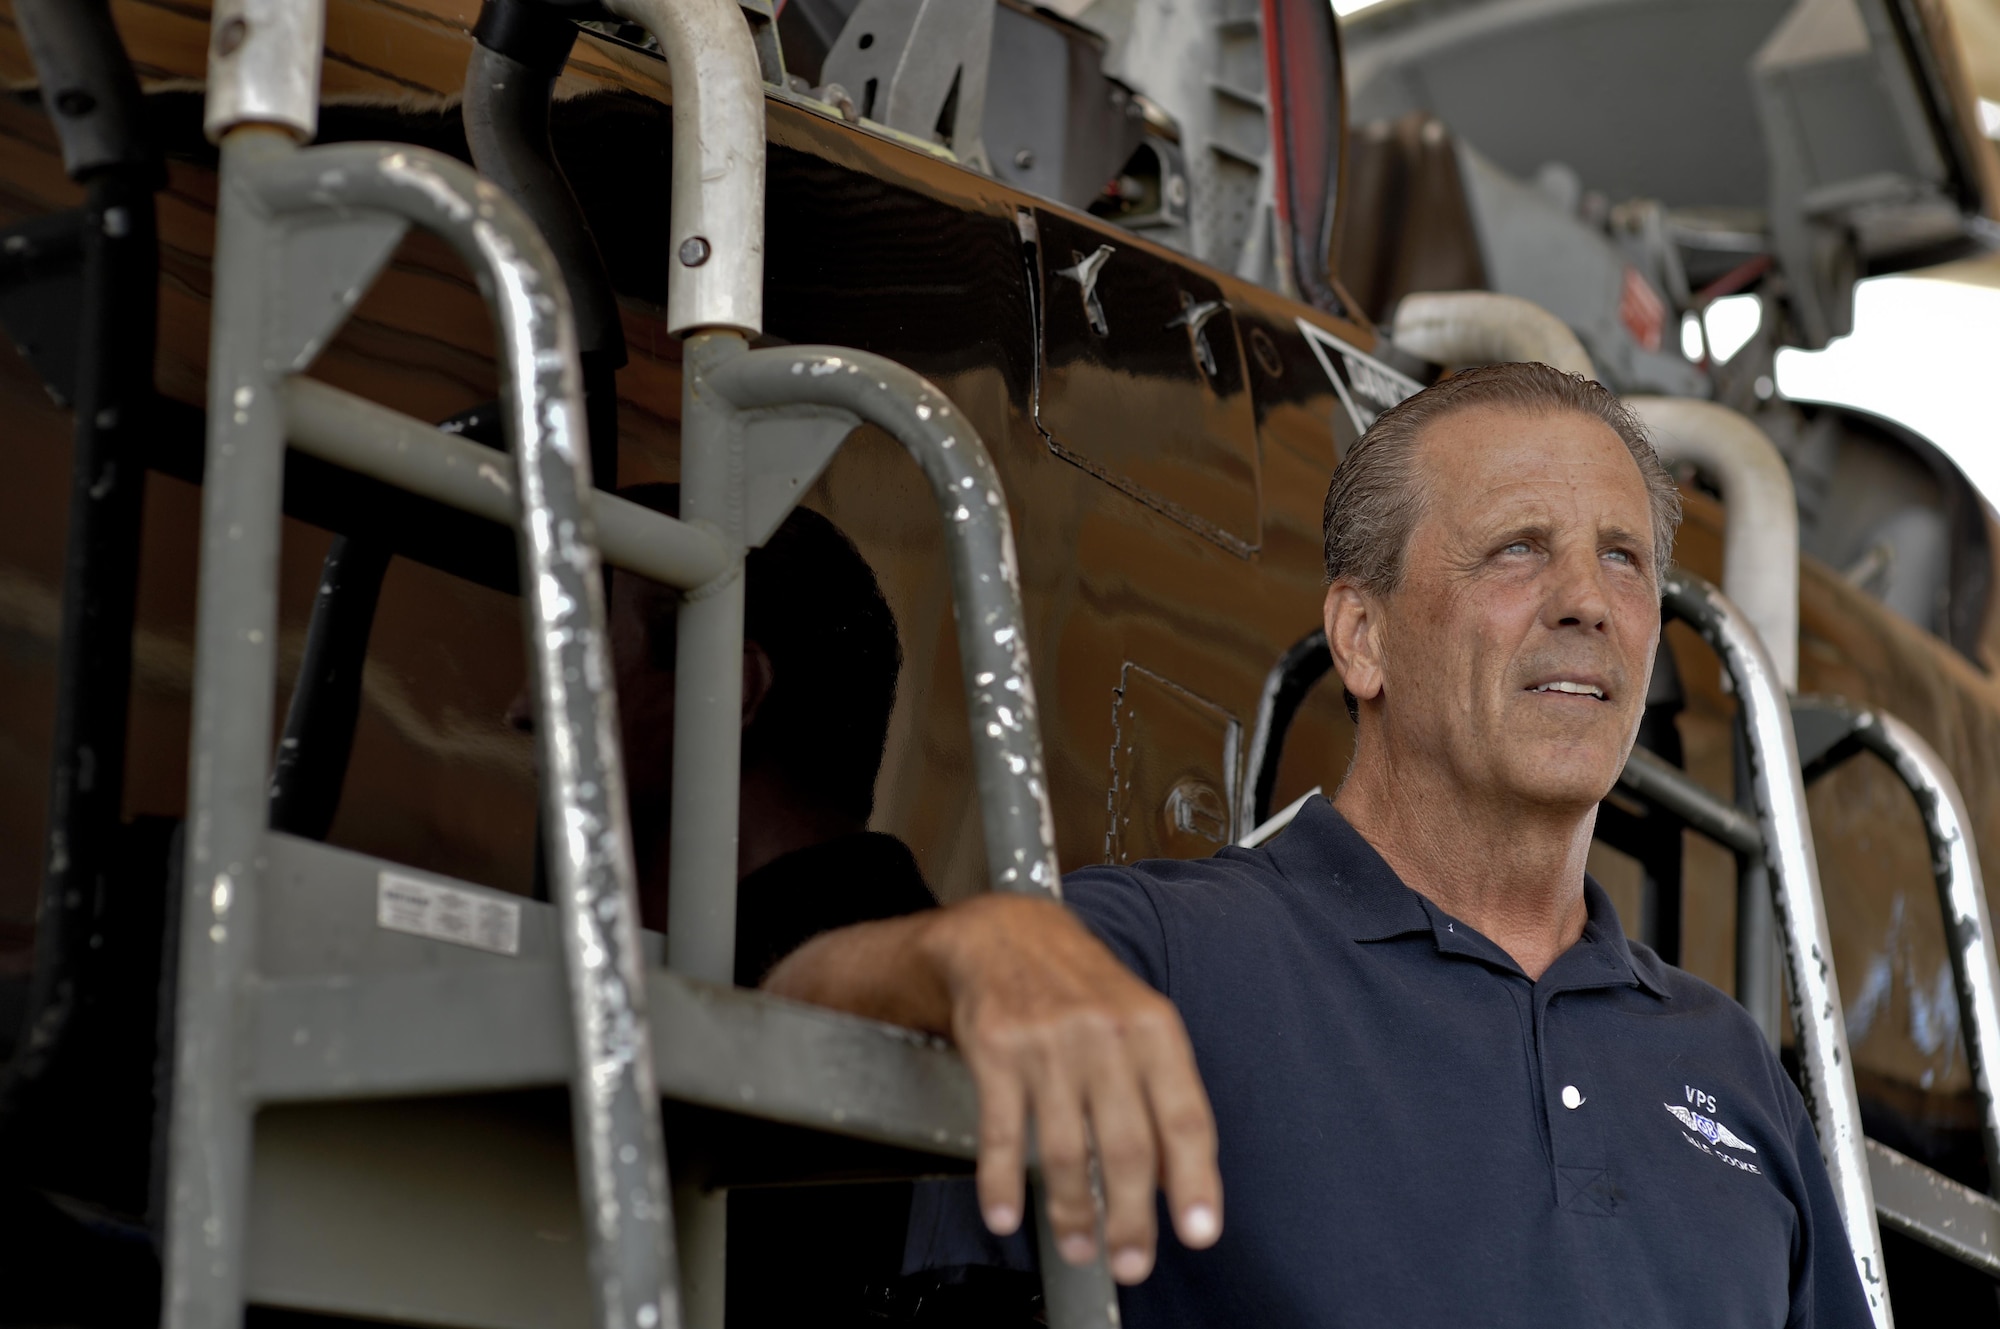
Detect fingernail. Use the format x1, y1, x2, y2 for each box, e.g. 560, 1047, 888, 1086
983, 1203, 1020, 1235
1110, 1246, 1151, 1284
1058, 1232, 1097, 1265
1180, 1203, 1220, 1246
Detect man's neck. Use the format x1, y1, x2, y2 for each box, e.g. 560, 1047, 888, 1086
1333, 752, 1595, 981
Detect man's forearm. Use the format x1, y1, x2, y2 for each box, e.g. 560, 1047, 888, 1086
761, 904, 961, 1031
764, 893, 1094, 1032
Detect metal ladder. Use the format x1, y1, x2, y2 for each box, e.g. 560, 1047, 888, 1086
167, 2, 1120, 1327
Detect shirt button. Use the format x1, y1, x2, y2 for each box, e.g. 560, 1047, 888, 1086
1561, 1085, 1585, 1110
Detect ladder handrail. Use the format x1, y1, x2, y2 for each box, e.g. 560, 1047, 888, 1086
174, 20, 679, 1313
1855, 711, 2000, 1192
706, 345, 1064, 898
601, 0, 766, 337
1659, 569, 1891, 1326
1792, 697, 2000, 1198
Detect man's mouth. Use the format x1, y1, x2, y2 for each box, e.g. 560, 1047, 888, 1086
1528, 679, 1607, 700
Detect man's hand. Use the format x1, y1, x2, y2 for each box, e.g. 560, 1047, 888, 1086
763, 893, 1222, 1284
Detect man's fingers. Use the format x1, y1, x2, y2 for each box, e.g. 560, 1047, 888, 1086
1134, 1006, 1223, 1250
971, 1063, 1028, 1236
1028, 1067, 1101, 1265
1082, 1044, 1162, 1284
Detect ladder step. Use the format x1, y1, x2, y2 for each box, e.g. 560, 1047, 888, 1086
1615, 746, 1762, 854
1867, 1138, 2000, 1277
253, 833, 979, 1159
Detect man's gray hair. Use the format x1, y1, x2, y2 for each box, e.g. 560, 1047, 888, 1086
1322, 360, 1683, 592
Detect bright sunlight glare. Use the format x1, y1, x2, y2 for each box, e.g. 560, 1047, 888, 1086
1776, 273, 2000, 513
1705, 294, 1762, 364
1680, 311, 1703, 362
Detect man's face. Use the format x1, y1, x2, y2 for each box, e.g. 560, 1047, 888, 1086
1353, 405, 1661, 811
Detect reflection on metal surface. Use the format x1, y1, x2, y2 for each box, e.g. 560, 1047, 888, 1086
1107, 664, 1241, 862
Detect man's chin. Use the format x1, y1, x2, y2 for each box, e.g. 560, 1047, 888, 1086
1494, 747, 1630, 813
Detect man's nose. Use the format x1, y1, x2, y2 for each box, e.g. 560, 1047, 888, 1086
1546, 545, 1612, 630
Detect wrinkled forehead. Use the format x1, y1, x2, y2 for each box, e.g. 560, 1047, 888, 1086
1409, 404, 1652, 537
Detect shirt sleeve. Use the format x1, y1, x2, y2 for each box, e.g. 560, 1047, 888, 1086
1786, 1095, 1879, 1329
1060, 864, 1172, 993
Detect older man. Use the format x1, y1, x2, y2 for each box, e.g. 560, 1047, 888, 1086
768, 363, 1872, 1326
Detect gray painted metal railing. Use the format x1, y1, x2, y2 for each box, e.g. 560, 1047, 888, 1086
175, 4, 685, 1323
1851, 711, 2000, 1190
168, 123, 681, 1329
1788, 696, 2000, 1268
1654, 570, 1891, 1326
665, 329, 1115, 1326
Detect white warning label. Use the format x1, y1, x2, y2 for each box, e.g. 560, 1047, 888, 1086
376, 871, 521, 956
1295, 317, 1425, 435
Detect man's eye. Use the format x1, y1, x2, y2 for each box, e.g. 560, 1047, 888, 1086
1604, 548, 1635, 565
1501, 541, 1532, 555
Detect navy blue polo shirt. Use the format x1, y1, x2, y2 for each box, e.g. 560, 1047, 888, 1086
1058, 796, 1871, 1328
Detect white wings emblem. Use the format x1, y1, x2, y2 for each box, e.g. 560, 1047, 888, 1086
1665, 1103, 1758, 1153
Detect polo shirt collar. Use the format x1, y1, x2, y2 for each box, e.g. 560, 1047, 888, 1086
1266, 796, 1670, 999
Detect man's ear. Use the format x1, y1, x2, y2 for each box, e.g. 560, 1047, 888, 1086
1323, 580, 1385, 710
742, 641, 775, 730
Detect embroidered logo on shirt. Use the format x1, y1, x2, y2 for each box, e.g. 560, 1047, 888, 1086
1665, 1104, 1757, 1153
1664, 1095, 1764, 1176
